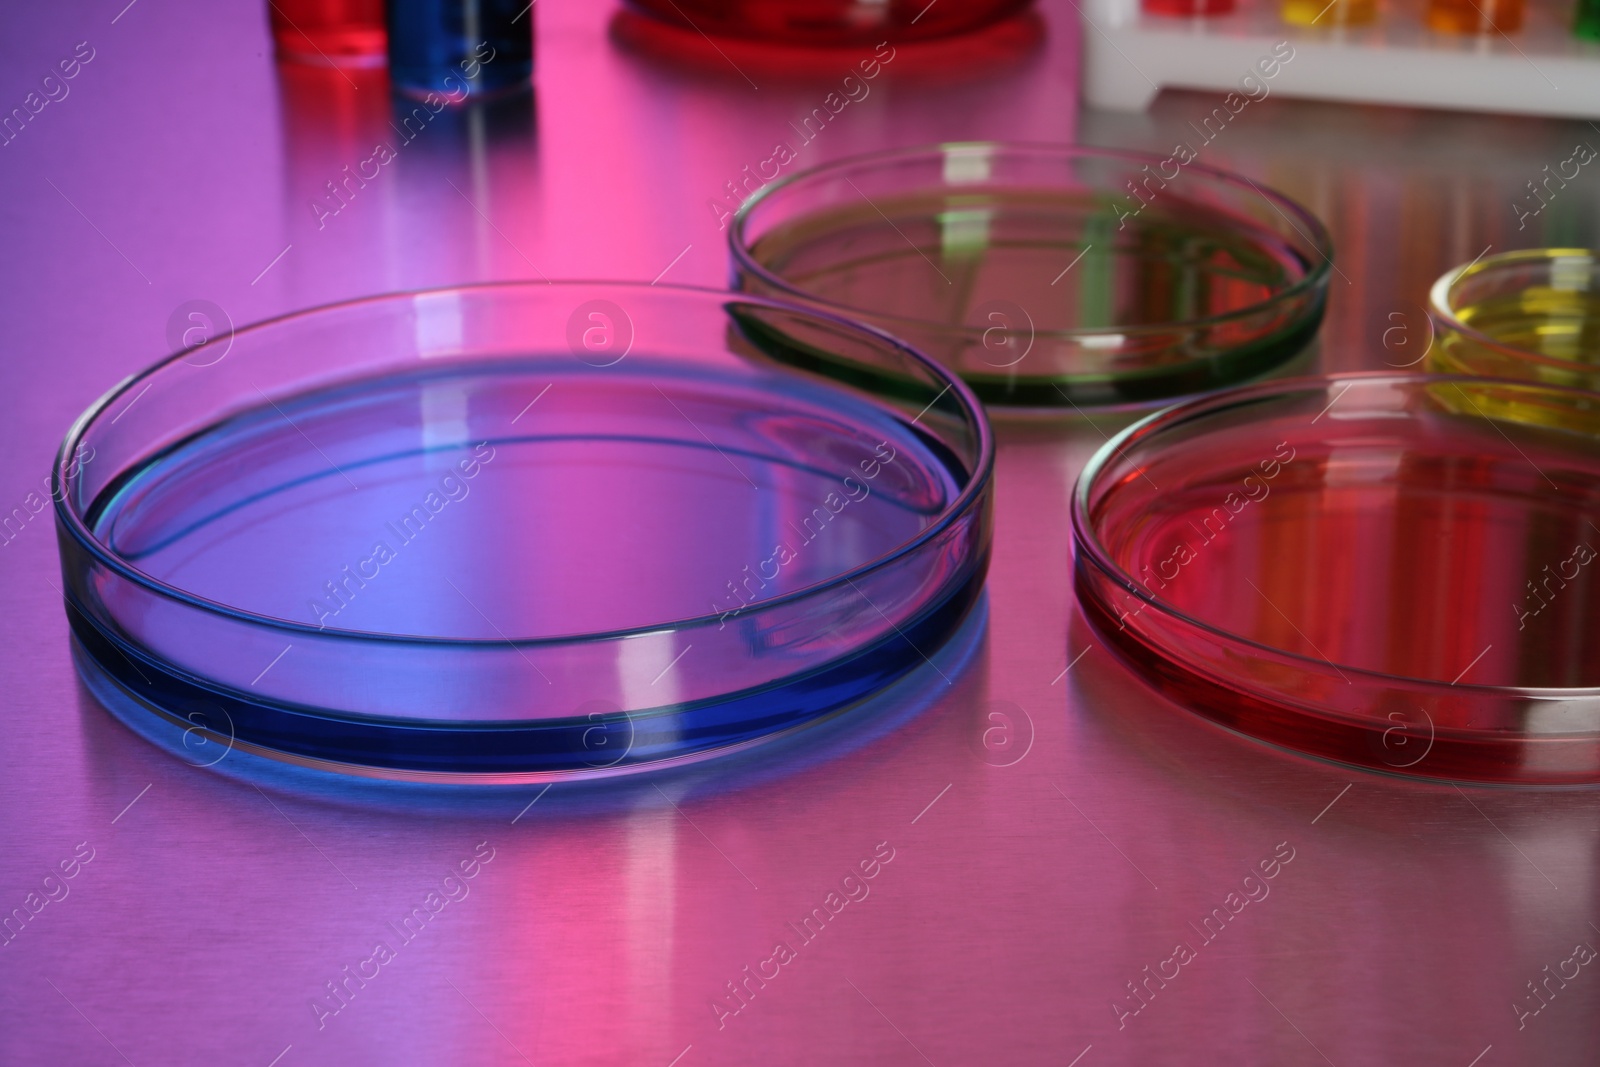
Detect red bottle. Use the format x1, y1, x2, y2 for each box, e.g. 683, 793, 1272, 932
268, 0, 387, 67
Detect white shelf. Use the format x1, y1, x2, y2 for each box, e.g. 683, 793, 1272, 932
1081, 0, 1600, 118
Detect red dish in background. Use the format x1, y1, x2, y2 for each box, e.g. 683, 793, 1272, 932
1073, 373, 1600, 785
610, 8, 1045, 81
1141, 0, 1235, 15
620, 0, 1033, 46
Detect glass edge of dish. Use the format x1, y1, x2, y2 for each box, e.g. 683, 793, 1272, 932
727, 139, 1337, 344
1428, 247, 1600, 375
51, 281, 997, 649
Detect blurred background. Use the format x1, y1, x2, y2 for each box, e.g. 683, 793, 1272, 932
1, 1, 1598, 1065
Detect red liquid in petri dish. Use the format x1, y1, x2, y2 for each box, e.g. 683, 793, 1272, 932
622, 0, 1034, 45
1075, 376, 1600, 784
1141, 0, 1236, 15
269, 0, 387, 68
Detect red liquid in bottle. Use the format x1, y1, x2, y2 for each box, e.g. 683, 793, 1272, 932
269, 0, 387, 68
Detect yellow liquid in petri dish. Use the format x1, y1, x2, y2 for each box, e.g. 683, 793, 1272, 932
1428, 250, 1600, 426
1281, 0, 1377, 26
1430, 285, 1600, 426
1455, 288, 1600, 366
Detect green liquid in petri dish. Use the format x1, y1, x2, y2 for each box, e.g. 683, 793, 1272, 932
745, 186, 1318, 405
751, 188, 1296, 333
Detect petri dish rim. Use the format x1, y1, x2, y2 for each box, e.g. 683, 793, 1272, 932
1070, 370, 1600, 706
53, 281, 995, 649
729, 140, 1336, 343
1428, 246, 1600, 376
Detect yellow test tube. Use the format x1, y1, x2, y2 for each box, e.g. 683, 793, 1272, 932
1281, 0, 1377, 26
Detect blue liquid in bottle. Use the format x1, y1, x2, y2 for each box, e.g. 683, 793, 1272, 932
387, 0, 533, 100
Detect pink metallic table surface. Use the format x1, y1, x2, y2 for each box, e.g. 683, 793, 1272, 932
0, 1, 1596, 1063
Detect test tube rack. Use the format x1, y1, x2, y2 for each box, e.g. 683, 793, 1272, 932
1080, 0, 1600, 119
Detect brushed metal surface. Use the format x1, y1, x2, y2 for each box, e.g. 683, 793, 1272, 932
1, 2, 1596, 1064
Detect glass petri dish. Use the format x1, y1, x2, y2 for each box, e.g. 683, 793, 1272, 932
731, 142, 1332, 409
620, 0, 1033, 45
1429, 248, 1600, 392
55, 283, 992, 781
1073, 373, 1600, 785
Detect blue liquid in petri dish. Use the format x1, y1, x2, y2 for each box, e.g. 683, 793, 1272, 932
79, 358, 980, 775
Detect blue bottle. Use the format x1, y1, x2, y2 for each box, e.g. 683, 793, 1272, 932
387, 0, 533, 100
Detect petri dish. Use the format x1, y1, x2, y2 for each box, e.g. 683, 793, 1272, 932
619, 0, 1033, 46
1144, 0, 1235, 15
608, 9, 1045, 80
55, 283, 993, 781
1429, 248, 1600, 393
1073, 373, 1600, 784
731, 142, 1332, 409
